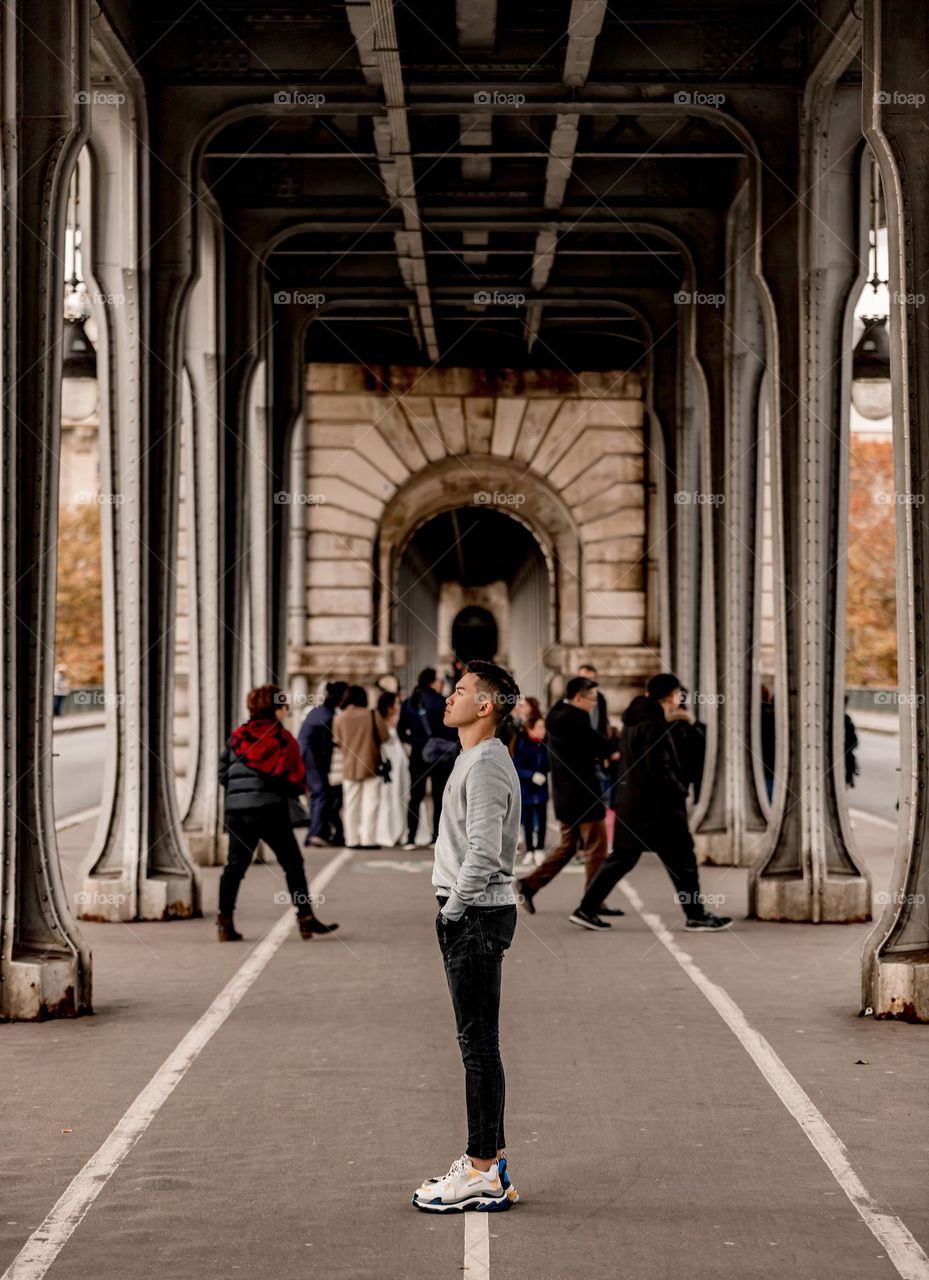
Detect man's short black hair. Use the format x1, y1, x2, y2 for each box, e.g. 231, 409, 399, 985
647, 672, 682, 701
463, 660, 520, 725
566, 675, 598, 701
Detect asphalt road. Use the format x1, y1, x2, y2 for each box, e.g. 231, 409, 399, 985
850, 728, 901, 826
52, 724, 106, 820
2, 822, 924, 1280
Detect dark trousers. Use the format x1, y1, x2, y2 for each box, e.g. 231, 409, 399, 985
580, 810, 704, 919
522, 802, 547, 852
520, 818, 607, 895
436, 900, 517, 1161
220, 805, 313, 917
306, 767, 328, 840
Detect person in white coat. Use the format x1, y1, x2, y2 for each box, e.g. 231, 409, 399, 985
376, 689, 410, 847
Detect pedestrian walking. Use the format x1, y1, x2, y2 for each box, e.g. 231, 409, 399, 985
297, 680, 348, 848
569, 673, 732, 932
517, 676, 621, 915
333, 685, 388, 849
511, 700, 549, 863
376, 689, 411, 847
53, 663, 69, 717
399, 667, 459, 849
412, 660, 521, 1214
216, 684, 339, 942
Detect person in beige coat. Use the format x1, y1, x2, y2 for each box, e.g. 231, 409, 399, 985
333, 685, 388, 848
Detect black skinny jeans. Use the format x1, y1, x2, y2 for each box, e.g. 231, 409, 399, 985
579, 809, 704, 920
220, 804, 313, 917
436, 899, 517, 1161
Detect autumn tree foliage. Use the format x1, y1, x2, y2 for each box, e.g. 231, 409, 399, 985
845, 436, 897, 686
55, 502, 104, 686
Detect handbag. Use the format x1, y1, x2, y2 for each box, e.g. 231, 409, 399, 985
372, 711, 392, 784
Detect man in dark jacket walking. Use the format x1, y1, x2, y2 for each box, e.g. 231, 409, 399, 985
298, 681, 348, 847
517, 676, 620, 914
570, 673, 732, 931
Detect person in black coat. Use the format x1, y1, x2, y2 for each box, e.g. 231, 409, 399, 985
297, 680, 348, 847
217, 684, 339, 942
518, 676, 620, 913
398, 667, 459, 847
571, 673, 732, 931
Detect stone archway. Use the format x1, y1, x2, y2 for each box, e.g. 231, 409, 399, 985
288, 362, 658, 713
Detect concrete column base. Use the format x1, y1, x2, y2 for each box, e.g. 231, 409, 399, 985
78, 871, 201, 921
753, 874, 871, 923
185, 829, 227, 867
869, 953, 929, 1021
3, 952, 88, 1020
695, 827, 767, 867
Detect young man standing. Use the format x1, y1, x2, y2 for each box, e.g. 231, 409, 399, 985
412, 660, 522, 1214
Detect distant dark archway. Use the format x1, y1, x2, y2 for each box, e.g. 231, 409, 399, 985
452, 605, 498, 663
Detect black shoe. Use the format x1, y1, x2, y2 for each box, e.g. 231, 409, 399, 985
596, 904, 625, 917
297, 914, 340, 938
518, 884, 536, 914
216, 913, 243, 942
568, 909, 612, 931
685, 912, 732, 931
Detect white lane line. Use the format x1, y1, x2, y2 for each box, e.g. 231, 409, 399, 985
849, 807, 898, 833
54, 807, 101, 833
620, 883, 929, 1280
1, 847, 353, 1280
463, 1213, 490, 1280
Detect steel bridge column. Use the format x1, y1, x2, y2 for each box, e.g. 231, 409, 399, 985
749, 67, 871, 922
179, 198, 226, 865
0, 0, 92, 1017
270, 306, 308, 689
691, 191, 769, 865
82, 85, 201, 919
672, 315, 702, 696
220, 225, 267, 728
861, 0, 929, 1017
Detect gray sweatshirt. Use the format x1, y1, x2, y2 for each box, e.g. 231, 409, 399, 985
432, 736, 521, 920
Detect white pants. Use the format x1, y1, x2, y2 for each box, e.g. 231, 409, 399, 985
342, 776, 381, 847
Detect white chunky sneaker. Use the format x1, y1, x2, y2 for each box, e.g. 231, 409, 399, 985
414, 1153, 469, 1200
412, 1157, 510, 1213
417, 1153, 520, 1204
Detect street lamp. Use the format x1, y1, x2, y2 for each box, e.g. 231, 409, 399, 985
851, 159, 892, 422
61, 157, 97, 422
61, 314, 98, 422
851, 315, 892, 421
